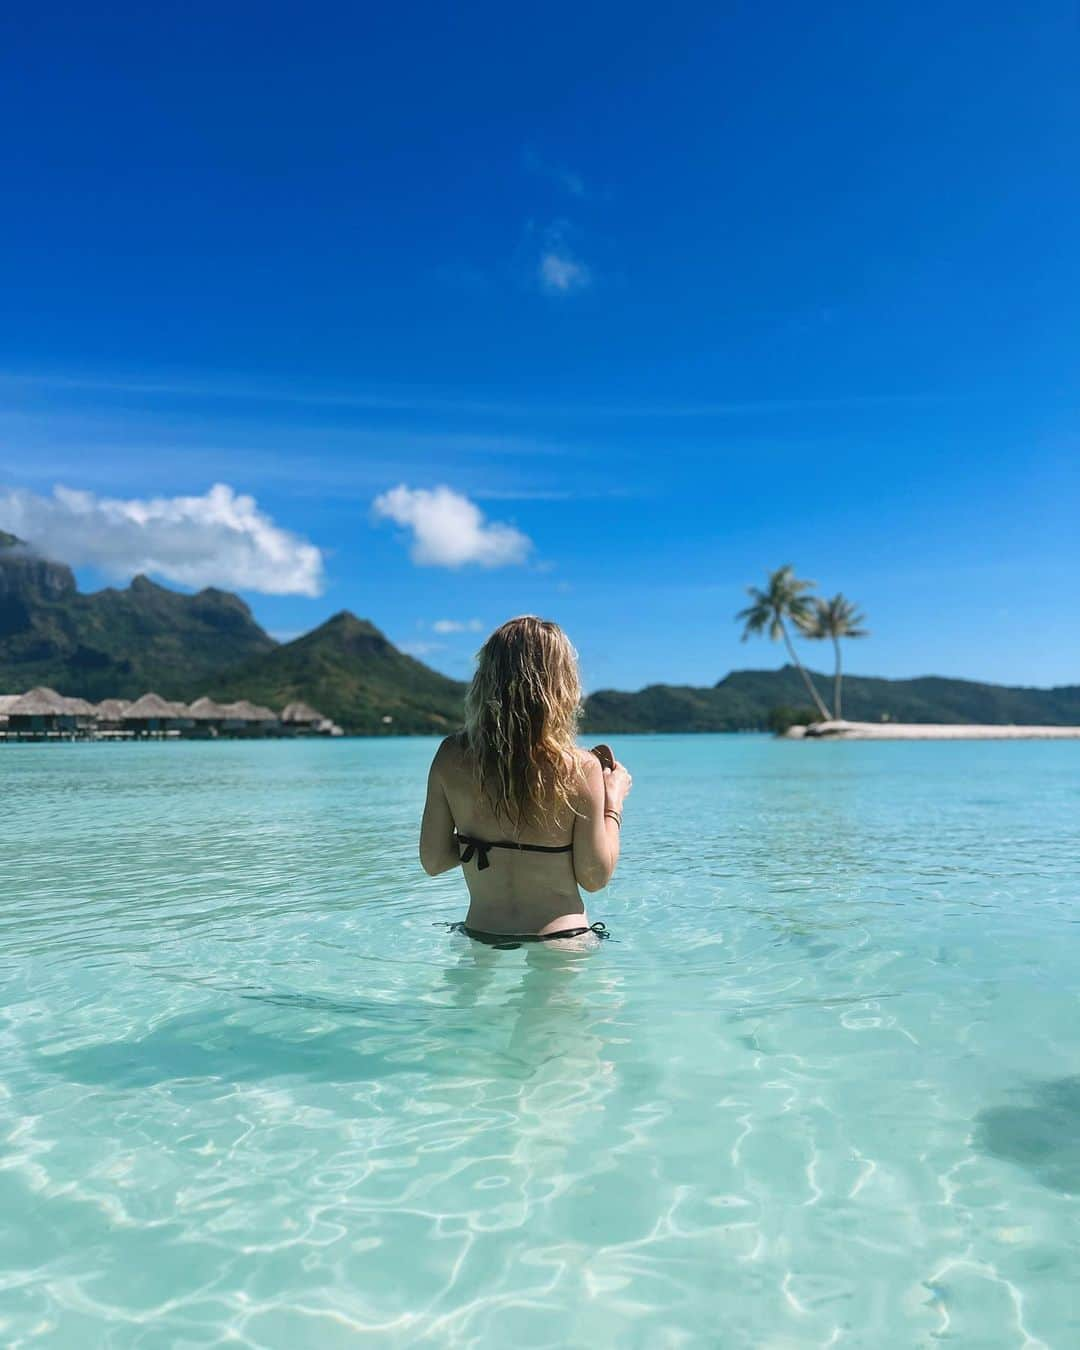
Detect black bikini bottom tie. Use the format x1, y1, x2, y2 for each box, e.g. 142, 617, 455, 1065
448, 921, 609, 951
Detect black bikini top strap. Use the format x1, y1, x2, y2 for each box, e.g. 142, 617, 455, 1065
456, 833, 572, 872
457, 835, 490, 870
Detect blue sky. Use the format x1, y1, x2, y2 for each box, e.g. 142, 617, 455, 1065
1, 1, 1077, 691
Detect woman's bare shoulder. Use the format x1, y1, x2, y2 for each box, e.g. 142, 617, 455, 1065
433, 731, 469, 776
568, 748, 602, 801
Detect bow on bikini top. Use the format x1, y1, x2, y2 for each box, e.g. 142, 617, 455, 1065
455, 832, 573, 871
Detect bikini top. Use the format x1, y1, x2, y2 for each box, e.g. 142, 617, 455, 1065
456, 832, 573, 872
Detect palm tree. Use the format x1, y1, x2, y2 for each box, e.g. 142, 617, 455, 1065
798, 594, 868, 721
736, 565, 832, 722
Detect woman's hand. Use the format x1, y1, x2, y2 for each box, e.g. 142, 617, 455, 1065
603, 760, 633, 812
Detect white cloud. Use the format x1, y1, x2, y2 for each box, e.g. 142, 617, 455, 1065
0, 482, 324, 595
372, 485, 531, 568
432, 618, 485, 634
539, 251, 590, 295
520, 220, 593, 296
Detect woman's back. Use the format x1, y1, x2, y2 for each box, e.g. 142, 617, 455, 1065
436, 734, 586, 935
419, 616, 631, 941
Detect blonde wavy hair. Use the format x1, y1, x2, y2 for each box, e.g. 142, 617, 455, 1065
463, 616, 583, 829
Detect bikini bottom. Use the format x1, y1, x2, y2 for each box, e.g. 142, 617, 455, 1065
449, 921, 609, 951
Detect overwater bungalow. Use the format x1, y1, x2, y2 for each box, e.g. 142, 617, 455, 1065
281, 700, 330, 734
0, 693, 21, 731
252, 703, 283, 735
188, 696, 232, 735
171, 702, 195, 733
95, 698, 130, 733
123, 691, 187, 736
0, 687, 335, 742
6, 687, 76, 736
63, 695, 99, 733
220, 699, 280, 735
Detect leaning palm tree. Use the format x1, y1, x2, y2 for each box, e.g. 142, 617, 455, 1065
798, 594, 868, 720
736, 565, 832, 721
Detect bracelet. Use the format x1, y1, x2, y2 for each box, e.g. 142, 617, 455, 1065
604, 809, 622, 827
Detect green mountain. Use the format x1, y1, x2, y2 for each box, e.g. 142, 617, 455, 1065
0, 533, 275, 699
582, 666, 1080, 732
0, 535, 465, 730
211, 611, 466, 734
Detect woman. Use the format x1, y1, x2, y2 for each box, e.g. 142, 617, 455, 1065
420, 616, 632, 948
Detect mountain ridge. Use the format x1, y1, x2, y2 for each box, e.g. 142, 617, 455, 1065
210, 609, 466, 734
0, 535, 276, 699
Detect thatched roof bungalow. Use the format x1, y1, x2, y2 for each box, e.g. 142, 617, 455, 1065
95, 698, 130, 726
248, 703, 281, 731
186, 696, 237, 736
282, 700, 324, 726
123, 692, 189, 734
218, 699, 280, 735
189, 696, 231, 721
62, 696, 98, 728
0, 689, 299, 740
281, 700, 338, 735
11, 687, 67, 712
225, 699, 276, 720
7, 687, 74, 733
187, 696, 223, 731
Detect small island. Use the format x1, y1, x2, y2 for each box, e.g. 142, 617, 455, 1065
734, 566, 1080, 743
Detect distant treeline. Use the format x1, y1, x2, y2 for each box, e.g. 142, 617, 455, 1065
581, 667, 1080, 733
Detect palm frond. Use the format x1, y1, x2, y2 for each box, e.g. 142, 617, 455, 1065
736, 566, 824, 645
811, 593, 870, 638
794, 600, 827, 638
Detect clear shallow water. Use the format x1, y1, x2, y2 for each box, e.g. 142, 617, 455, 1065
1, 736, 1079, 1348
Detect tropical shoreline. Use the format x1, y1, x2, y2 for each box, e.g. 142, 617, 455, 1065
786, 721, 1080, 740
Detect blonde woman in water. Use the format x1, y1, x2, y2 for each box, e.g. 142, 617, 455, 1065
420, 616, 632, 949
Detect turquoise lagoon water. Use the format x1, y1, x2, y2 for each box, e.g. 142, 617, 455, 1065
1, 735, 1078, 1348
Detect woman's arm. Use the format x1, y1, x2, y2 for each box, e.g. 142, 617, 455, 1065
419, 740, 461, 876
572, 753, 632, 893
